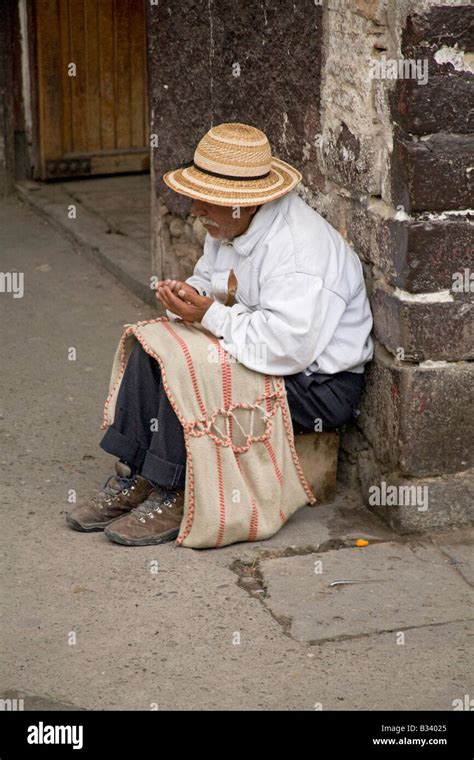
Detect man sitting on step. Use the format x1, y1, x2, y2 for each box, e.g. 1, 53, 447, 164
66, 122, 373, 546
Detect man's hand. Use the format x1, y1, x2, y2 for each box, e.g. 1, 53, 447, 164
155, 280, 198, 304
156, 281, 214, 323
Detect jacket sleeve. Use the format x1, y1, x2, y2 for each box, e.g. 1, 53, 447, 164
200, 272, 347, 375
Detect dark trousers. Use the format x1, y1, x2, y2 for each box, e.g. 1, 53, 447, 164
100, 342, 364, 489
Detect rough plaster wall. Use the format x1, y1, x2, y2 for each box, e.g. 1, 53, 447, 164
319, 0, 391, 199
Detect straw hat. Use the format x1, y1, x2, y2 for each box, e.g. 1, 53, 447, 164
163, 122, 302, 207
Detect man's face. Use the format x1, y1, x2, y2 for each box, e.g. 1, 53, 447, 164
191, 199, 259, 240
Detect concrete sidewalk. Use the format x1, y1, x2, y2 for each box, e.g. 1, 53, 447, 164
0, 195, 472, 711
16, 175, 153, 305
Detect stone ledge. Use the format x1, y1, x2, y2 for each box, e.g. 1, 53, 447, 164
362, 468, 474, 534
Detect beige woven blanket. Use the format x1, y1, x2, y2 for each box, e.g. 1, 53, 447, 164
101, 317, 316, 549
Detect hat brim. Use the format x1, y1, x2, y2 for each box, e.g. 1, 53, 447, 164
162, 157, 302, 207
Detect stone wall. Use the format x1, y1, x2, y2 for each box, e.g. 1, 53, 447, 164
147, 0, 323, 278
320, 0, 473, 531
148, 0, 474, 531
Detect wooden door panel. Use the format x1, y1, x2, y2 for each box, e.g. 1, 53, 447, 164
35, 0, 149, 180
97, 0, 116, 151
129, 0, 147, 148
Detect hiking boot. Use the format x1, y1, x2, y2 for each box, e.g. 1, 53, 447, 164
104, 487, 185, 546
66, 461, 154, 532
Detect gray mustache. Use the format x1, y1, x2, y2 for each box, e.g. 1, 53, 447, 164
199, 216, 220, 227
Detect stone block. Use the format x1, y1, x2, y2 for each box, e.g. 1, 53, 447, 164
393, 133, 472, 212
361, 469, 474, 534
345, 199, 474, 294
354, 0, 388, 25
393, 74, 473, 135
371, 281, 474, 362
402, 7, 474, 58
359, 345, 474, 479
344, 198, 407, 281
321, 122, 383, 195
404, 218, 474, 293
357, 347, 402, 473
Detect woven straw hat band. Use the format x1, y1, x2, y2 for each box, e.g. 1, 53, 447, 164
194, 124, 272, 178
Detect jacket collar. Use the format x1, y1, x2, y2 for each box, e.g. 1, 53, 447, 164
222, 194, 287, 257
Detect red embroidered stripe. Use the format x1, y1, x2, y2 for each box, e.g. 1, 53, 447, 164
176, 434, 195, 545
215, 444, 226, 547
236, 453, 259, 541
264, 438, 283, 483
249, 501, 259, 539
264, 376, 272, 412
162, 321, 207, 417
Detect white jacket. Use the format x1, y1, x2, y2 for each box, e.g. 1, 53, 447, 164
167, 190, 374, 376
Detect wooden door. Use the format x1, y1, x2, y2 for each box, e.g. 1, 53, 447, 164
35, 0, 149, 180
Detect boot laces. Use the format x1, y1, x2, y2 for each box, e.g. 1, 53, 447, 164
93, 474, 136, 509
133, 488, 180, 522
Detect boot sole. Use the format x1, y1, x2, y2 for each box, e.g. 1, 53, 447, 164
104, 526, 180, 546
66, 514, 121, 532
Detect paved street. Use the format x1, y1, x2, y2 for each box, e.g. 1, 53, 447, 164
0, 195, 472, 710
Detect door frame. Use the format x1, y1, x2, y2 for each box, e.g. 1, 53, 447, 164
4, 0, 50, 184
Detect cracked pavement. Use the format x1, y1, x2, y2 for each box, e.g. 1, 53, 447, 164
1, 196, 472, 710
